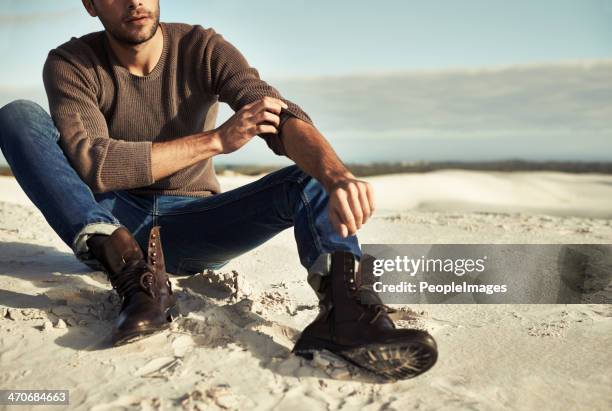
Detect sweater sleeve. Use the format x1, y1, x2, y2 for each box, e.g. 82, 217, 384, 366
201, 28, 314, 157
42, 52, 154, 193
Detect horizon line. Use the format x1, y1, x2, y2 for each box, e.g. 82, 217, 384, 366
2, 57, 611, 90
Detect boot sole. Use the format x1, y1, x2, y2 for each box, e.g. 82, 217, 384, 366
293, 336, 438, 381
112, 304, 181, 347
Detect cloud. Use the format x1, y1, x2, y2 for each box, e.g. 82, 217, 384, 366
0, 8, 81, 25
271, 59, 612, 142
0, 86, 48, 110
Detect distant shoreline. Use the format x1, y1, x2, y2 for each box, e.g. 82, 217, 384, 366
1, 160, 612, 178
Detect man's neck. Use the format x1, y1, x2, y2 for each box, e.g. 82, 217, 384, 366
105, 25, 164, 77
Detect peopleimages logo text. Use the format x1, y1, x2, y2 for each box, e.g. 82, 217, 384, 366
364, 244, 612, 303
372, 256, 488, 276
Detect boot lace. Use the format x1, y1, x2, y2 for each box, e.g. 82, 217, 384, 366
355, 285, 397, 324
110, 259, 158, 299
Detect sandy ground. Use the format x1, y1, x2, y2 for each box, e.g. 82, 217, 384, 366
0, 171, 611, 411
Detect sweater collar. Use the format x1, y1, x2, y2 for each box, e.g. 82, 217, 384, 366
103, 21, 169, 81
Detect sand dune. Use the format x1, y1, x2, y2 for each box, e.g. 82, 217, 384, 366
1, 172, 611, 410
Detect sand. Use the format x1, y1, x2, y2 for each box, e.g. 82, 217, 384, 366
0, 171, 611, 411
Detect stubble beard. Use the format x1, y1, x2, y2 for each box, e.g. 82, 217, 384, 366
101, 8, 160, 46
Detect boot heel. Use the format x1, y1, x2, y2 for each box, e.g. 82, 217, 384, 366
292, 335, 347, 359
292, 336, 318, 359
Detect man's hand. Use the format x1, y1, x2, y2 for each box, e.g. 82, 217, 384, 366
214, 97, 288, 154
327, 177, 376, 238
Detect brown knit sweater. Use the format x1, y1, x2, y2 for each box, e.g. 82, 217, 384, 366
42, 22, 312, 197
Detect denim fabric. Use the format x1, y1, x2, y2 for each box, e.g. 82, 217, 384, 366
0, 99, 362, 275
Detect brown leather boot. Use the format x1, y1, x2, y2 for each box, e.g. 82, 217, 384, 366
293, 251, 438, 380
88, 226, 179, 346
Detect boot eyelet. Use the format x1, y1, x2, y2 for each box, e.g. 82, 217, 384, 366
140, 273, 156, 293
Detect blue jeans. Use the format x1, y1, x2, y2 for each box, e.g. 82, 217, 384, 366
0, 100, 361, 275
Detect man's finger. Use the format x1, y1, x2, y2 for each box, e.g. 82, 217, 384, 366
358, 184, 372, 224
366, 182, 376, 214
256, 111, 280, 127
257, 97, 287, 114
255, 124, 278, 134
346, 186, 363, 229
242, 100, 258, 111
263, 96, 288, 109
335, 194, 357, 236
330, 208, 349, 238
328, 209, 343, 238
339, 223, 349, 238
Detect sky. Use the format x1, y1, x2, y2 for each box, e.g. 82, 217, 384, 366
0, 0, 611, 165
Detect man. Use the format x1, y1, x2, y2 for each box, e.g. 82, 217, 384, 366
0, 0, 437, 380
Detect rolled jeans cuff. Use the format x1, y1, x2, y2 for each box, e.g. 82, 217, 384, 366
72, 222, 123, 269
307, 252, 366, 301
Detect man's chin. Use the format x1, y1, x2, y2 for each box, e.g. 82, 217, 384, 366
114, 25, 158, 46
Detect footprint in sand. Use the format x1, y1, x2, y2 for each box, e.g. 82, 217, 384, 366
135, 356, 183, 378
176, 316, 234, 348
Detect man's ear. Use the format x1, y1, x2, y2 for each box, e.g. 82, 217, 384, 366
82, 0, 98, 17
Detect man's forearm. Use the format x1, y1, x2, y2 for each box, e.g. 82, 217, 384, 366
151, 131, 222, 181
281, 118, 354, 192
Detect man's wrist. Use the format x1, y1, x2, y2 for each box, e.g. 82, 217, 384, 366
195, 130, 223, 159
320, 169, 355, 192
